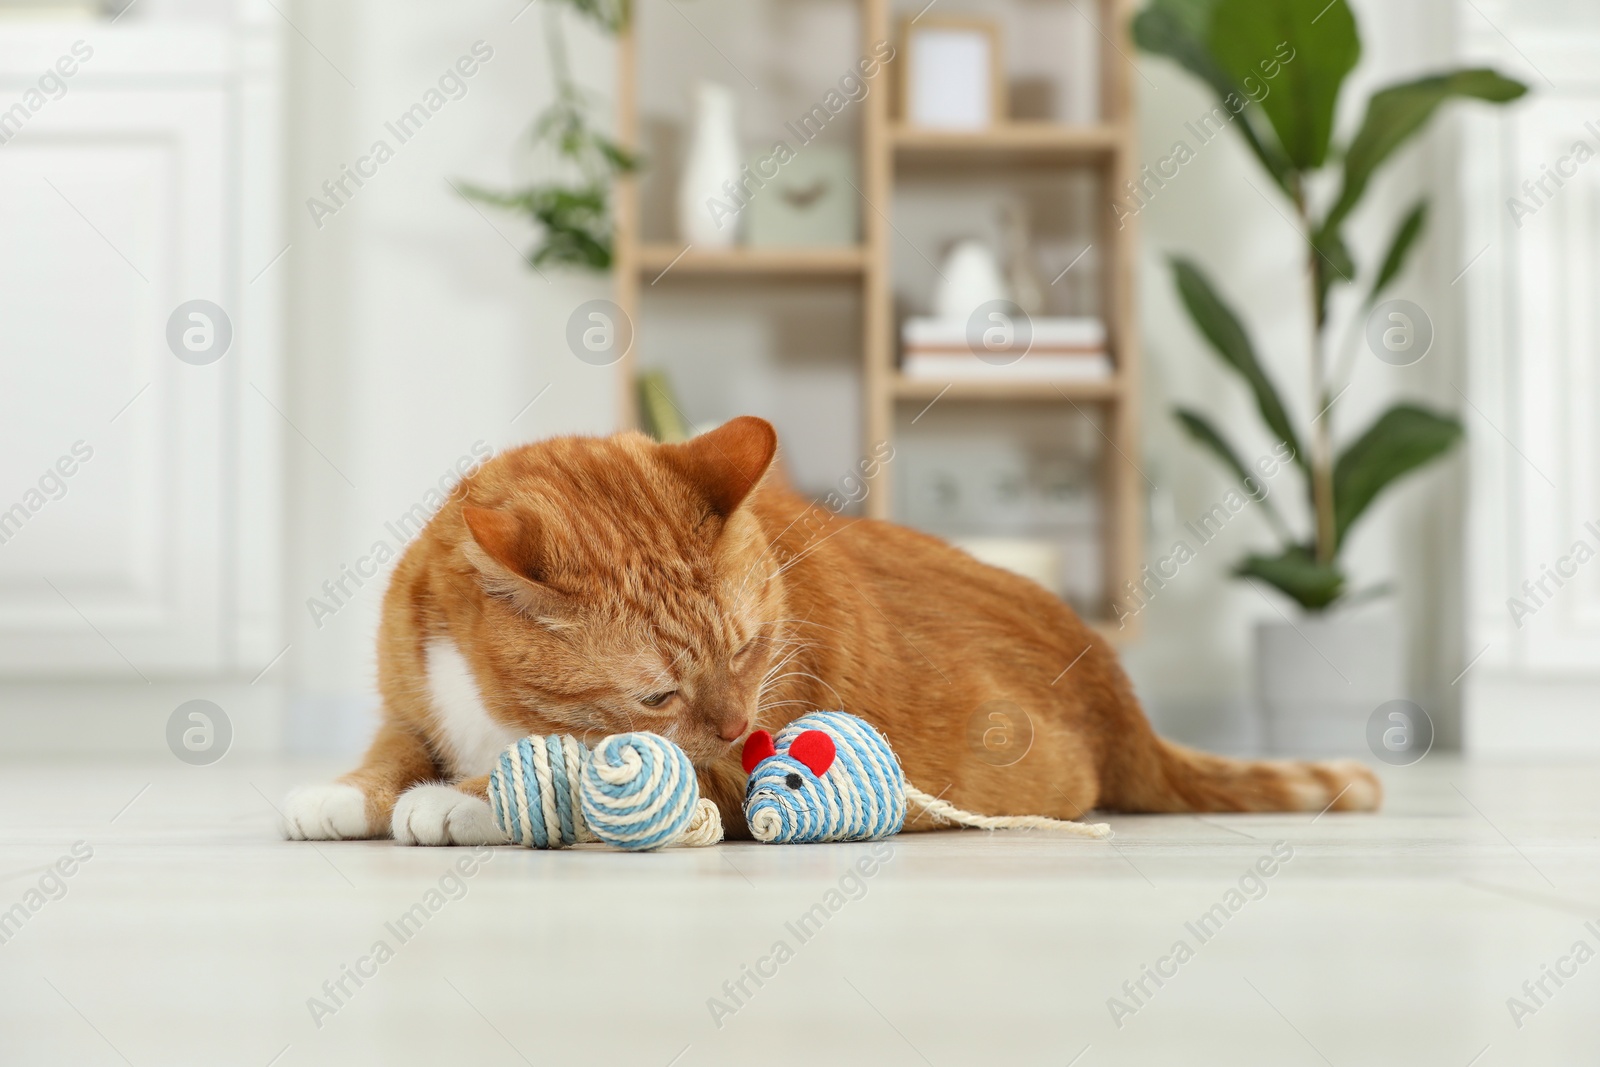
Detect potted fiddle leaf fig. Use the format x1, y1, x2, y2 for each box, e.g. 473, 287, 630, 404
1132, 0, 1527, 752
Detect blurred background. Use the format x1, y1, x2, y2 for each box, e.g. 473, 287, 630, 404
0, 0, 1593, 766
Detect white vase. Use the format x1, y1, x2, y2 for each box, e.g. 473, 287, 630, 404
1255, 614, 1403, 756
678, 81, 742, 247
934, 239, 1010, 320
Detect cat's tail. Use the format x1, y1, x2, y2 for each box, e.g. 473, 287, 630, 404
1109, 736, 1382, 814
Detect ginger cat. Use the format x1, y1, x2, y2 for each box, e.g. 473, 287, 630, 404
283, 417, 1379, 845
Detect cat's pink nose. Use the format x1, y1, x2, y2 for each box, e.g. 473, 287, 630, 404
719, 718, 749, 742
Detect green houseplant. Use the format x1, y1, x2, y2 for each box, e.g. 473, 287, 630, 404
459, 0, 637, 270
459, 0, 701, 442
1132, 0, 1527, 611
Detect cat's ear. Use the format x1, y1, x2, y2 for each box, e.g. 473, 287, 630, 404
462, 505, 548, 584
660, 416, 778, 518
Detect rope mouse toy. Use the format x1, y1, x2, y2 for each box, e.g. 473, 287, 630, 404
741, 711, 1112, 843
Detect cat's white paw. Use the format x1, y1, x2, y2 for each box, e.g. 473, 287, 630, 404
392, 785, 507, 846
282, 783, 371, 840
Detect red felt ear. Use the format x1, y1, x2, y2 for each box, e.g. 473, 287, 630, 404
741, 730, 776, 774
789, 730, 836, 777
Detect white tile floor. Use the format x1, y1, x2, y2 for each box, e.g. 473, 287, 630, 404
1, 755, 1597, 1066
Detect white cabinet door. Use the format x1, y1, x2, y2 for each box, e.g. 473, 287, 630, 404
1458, 8, 1600, 752
1504, 98, 1600, 671
0, 86, 229, 676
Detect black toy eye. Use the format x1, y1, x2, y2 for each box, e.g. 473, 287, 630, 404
639, 691, 676, 708
785, 773, 802, 790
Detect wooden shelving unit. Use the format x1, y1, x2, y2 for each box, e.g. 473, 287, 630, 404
612, 0, 1142, 635
891, 376, 1126, 401
891, 121, 1121, 166
636, 244, 869, 278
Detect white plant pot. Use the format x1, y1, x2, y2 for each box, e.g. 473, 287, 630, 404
1256, 614, 1403, 756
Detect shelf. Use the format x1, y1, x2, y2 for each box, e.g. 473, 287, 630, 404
891, 376, 1122, 402
636, 244, 868, 280
892, 123, 1121, 167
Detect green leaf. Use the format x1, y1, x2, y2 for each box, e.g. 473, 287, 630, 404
1132, 1, 1293, 191
1174, 407, 1294, 539
1236, 545, 1345, 610
596, 137, 641, 174
457, 180, 616, 271
1368, 199, 1428, 302
1333, 403, 1463, 546
1325, 69, 1528, 233
1207, 0, 1360, 170
1170, 257, 1307, 470
1136, 0, 1218, 39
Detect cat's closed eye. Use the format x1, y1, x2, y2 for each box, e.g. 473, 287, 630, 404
639, 690, 677, 708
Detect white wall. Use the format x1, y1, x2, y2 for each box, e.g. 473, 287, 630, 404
278, 0, 1473, 755
1457, 2, 1600, 753
282, 1, 618, 750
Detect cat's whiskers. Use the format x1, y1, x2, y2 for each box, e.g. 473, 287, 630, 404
770, 521, 857, 581
757, 633, 805, 659
753, 640, 814, 722
761, 668, 843, 707
758, 616, 846, 637
755, 640, 835, 702
727, 559, 780, 612
757, 645, 809, 692
757, 629, 806, 661
730, 511, 808, 597
755, 699, 815, 715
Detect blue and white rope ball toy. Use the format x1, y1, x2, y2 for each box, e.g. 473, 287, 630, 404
741, 711, 1112, 843
488, 732, 722, 850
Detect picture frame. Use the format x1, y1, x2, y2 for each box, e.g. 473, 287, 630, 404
898, 16, 1006, 130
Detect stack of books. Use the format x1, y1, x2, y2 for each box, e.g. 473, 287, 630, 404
636, 369, 690, 443
900, 316, 1112, 382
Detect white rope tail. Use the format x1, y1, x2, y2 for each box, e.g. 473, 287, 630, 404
903, 783, 1112, 839
676, 798, 724, 847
